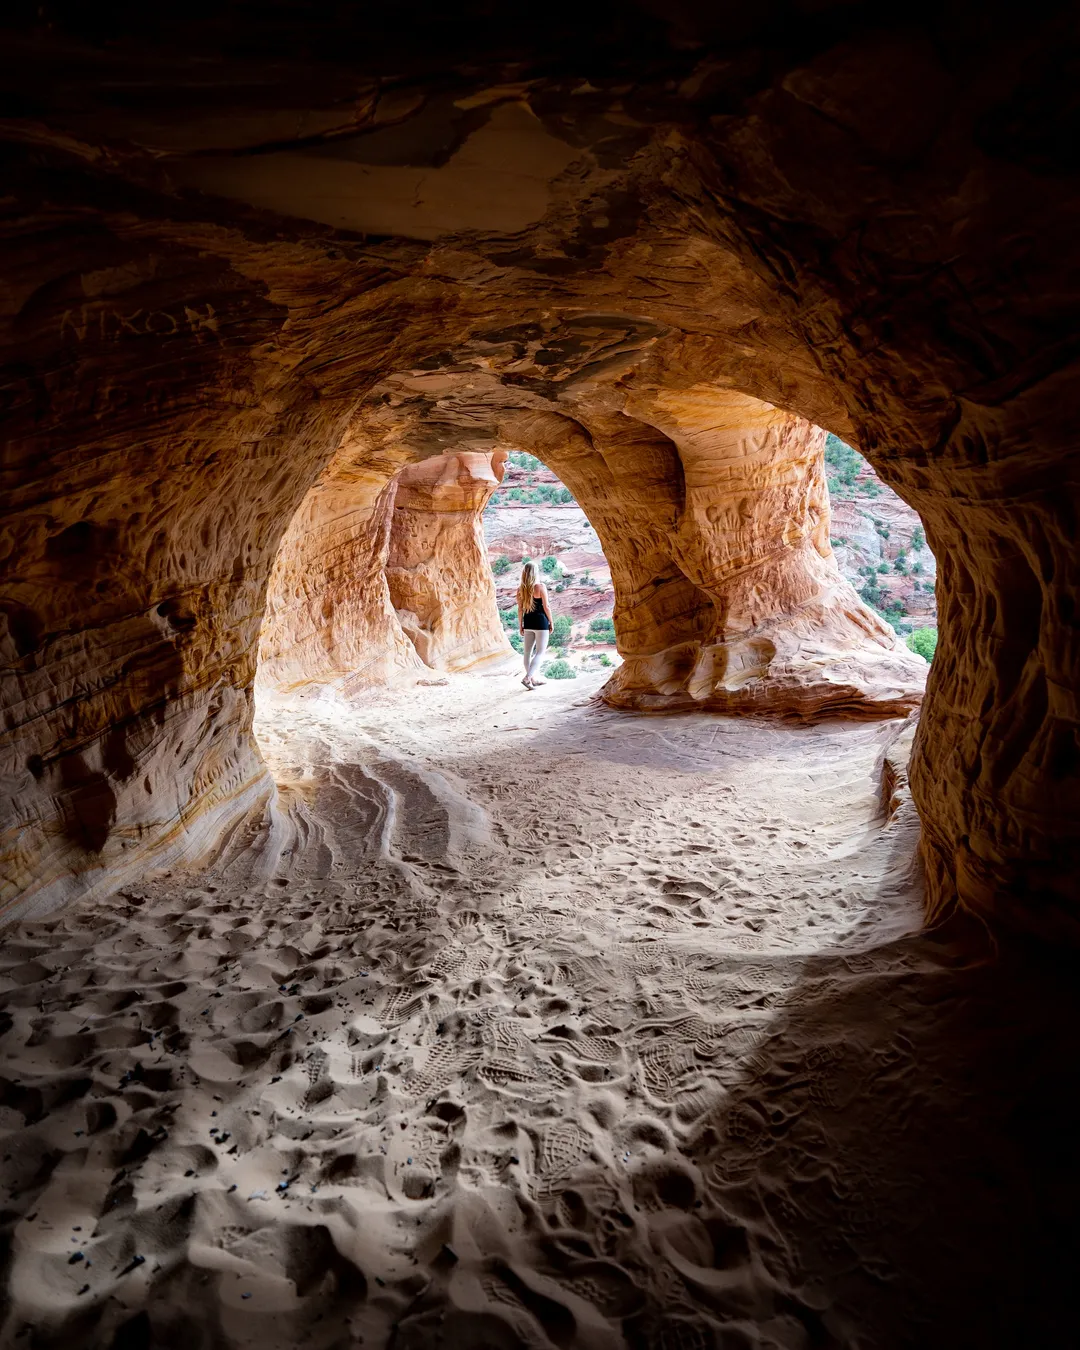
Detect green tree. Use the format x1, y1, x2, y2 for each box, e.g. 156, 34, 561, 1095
907, 627, 938, 663
552, 614, 574, 646
911, 525, 926, 552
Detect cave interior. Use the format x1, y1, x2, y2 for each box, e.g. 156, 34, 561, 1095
2, 2, 1079, 1345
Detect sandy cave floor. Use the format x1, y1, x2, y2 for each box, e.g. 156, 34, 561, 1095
2, 667, 1078, 1349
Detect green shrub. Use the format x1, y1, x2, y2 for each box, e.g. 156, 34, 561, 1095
509, 632, 523, 653
911, 560, 924, 575
877, 562, 889, 574
492, 479, 575, 506
860, 582, 883, 608
542, 659, 576, 679
492, 555, 512, 575
554, 582, 565, 593
599, 653, 614, 667
498, 606, 517, 629
587, 616, 616, 643
824, 435, 862, 498
893, 555, 907, 574
541, 555, 559, 575
552, 615, 574, 646
907, 627, 938, 663
911, 525, 926, 552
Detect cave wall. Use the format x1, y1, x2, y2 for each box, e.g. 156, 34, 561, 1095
386, 450, 512, 673
258, 446, 510, 693
586, 388, 924, 718
257, 441, 425, 693
2, 2, 1078, 934
0, 224, 337, 921
475, 389, 925, 718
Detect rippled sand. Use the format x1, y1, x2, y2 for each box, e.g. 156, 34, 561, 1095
3, 669, 1072, 1349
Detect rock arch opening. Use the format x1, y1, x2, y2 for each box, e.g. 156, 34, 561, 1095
255, 369, 926, 722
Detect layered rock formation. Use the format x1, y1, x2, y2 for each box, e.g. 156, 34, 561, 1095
258, 446, 510, 692
1, 2, 1077, 935
320, 363, 924, 715
386, 451, 511, 673
258, 442, 425, 693
568, 385, 924, 719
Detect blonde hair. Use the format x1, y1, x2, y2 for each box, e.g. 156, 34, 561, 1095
518, 561, 539, 619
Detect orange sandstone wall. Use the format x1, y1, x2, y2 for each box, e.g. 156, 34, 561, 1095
258, 447, 511, 695
257, 443, 425, 693
386, 451, 512, 672
604, 388, 926, 719
493, 390, 925, 720
3, 7, 1078, 936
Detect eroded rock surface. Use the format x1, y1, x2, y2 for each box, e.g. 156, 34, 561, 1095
1, 3, 1077, 934
387, 450, 511, 672
259, 446, 510, 692
258, 440, 424, 693
581, 386, 925, 719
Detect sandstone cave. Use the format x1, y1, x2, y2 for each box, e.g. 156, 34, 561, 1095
1, 4, 1079, 1347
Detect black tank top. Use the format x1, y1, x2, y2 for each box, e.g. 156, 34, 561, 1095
522, 592, 551, 631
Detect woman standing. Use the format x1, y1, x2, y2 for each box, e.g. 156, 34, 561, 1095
517, 561, 553, 689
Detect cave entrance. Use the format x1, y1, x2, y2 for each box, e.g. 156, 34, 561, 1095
252, 392, 935, 722
485, 451, 620, 686
823, 435, 938, 665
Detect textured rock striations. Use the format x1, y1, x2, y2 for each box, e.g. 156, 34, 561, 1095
259, 445, 510, 693
387, 450, 512, 673
257, 438, 425, 693
1, 2, 1078, 935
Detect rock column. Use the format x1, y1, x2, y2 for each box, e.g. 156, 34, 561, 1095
386, 450, 512, 673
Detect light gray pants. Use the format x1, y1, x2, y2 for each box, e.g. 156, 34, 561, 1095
523, 629, 549, 680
